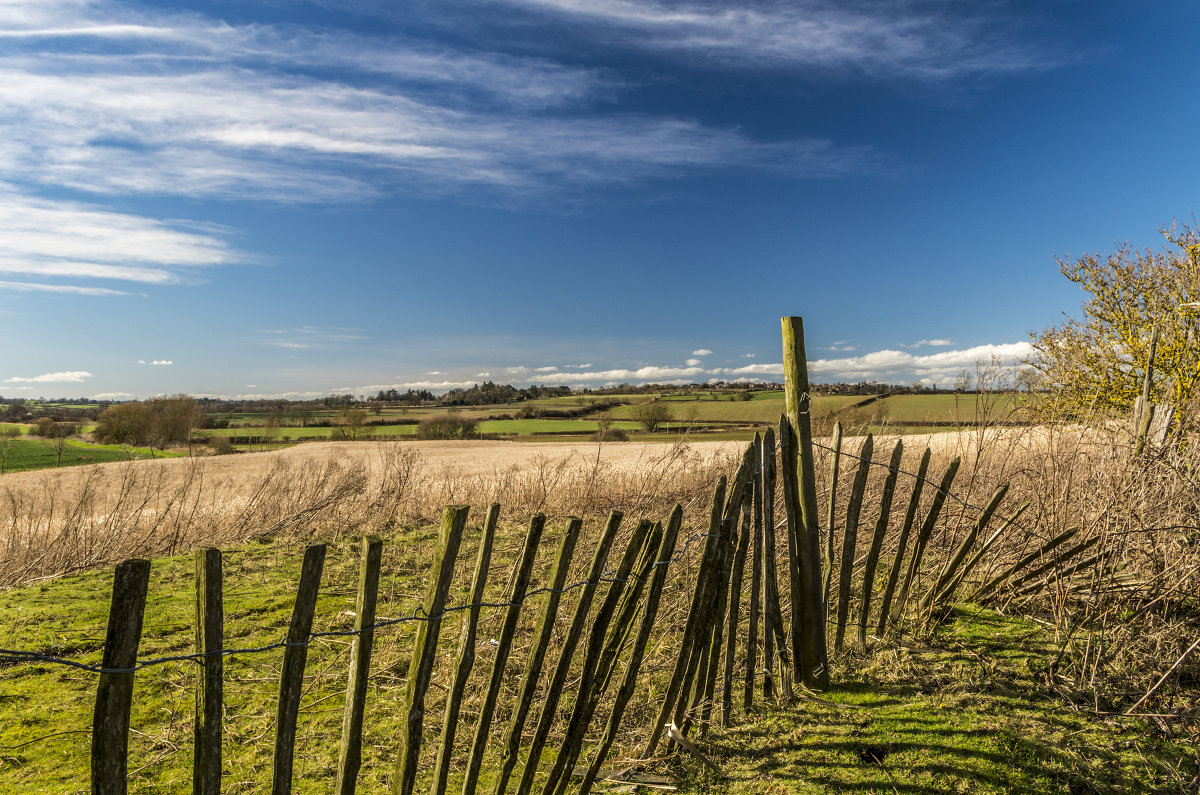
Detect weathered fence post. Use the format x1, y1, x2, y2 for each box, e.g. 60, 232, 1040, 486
542, 520, 652, 795
834, 434, 873, 652
393, 505, 468, 795
639, 479, 726, 759
430, 503, 500, 795
823, 421, 843, 605
858, 442, 902, 650
922, 485, 1008, 615
335, 536, 384, 795
893, 458, 961, 625
876, 448, 931, 634
194, 548, 223, 795
513, 512, 623, 795
491, 518, 581, 795
760, 427, 792, 701
745, 435, 762, 712
272, 543, 327, 795
91, 558, 151, 795
722, 480, 753, 726
461, 514, 546, 795
780, 315, 830, 691
576, 514, 679, 795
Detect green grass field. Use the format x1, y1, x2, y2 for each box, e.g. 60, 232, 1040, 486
0, 437, 183, 473
0, 538, 1189, 793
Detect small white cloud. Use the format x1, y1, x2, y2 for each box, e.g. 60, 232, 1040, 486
901, 339, 954, 348
476, 372, 491, 378
139, 359, 172, 365
742, 353, 756, 358
692, 349, 713, 356
569, 363, 592, 368
534, 365, 558, 372
685, 358, 702, 366
426, 370, 445, 375
5, 370, 93, 383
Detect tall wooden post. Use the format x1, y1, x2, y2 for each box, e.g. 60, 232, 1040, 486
194, 548, 223, 795
91, 558, 151, 795
335, 536, 385, 795
781, 316, 830, 691
393, 506, 468, 795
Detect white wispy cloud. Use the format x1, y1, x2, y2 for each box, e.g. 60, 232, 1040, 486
901, 338, 954, 348
685, 358, 702, 366
0, 1, 875, 205
496, 0, 1050, 79
5, 370, 93, 383
806, 342, 1034, 382
534, 365, 559, 372
258, 326, 368, 350
0, 184, 238, 292
137, 360, 173, 366
490, 341, 1033, 386
692, 348, 713, 356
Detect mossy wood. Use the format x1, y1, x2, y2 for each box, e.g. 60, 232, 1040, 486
577, 514, 678, 794
921, 485, 1008, 614
272, 543, 326, 795
745, 435, 763, 711
513, 511, 623, 795
834, 434, 873, 652
723, 479, 753, 726
780, 315, 830, 691
936, 500, 1030, 605
392, 506, 468, 795
194, 548, 223, 795
462, 514, 546, 794
972, 526, 1081, 601
893, 458, 961, 624
91, 557, 151, 795
335, 536, 383, 795
490, 517, 582, 795
760, 427, 792, 701
823, 420, 843, 605
876, 447, 931, 634
858, 441, 902, 650
430, 504, 499, 795
542, 519, 652, 795
639, 477, 726, 759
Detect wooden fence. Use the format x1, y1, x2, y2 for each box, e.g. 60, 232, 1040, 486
4, 317, 1107, 792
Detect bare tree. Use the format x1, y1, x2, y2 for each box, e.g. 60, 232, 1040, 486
631, 401, 673, 432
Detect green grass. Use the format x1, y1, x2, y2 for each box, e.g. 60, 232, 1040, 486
0, 438, 182, 474
1, 542, 1191, 794
676, 606, 1196, 793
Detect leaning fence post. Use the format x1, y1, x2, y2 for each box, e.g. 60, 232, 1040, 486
513, 511, 622, 795
542, 519, 652, 795
761, 427, 792, 701
430, 503, 499, 795
91, 558, 151, 795
491, 518, 581, 795
577, 516, 678, 795
823, 421, 843, 606
639, 479, 726, 759
893, 458, 961, 625
746, 435, 763, 712
461, 514, 546, 795
194, 548, 223, 795
723, 480, 753, 726
876, 448, 931, 635
834, 434, 873, 652
335, 536, 384, 795
858, 442, 902, 650
393, 505, 469, 795
272, 543, 327, 795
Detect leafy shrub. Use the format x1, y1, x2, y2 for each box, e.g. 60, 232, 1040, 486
417, 414, 479, 440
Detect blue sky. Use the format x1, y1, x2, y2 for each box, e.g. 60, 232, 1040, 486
1, 0, 1197, 399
